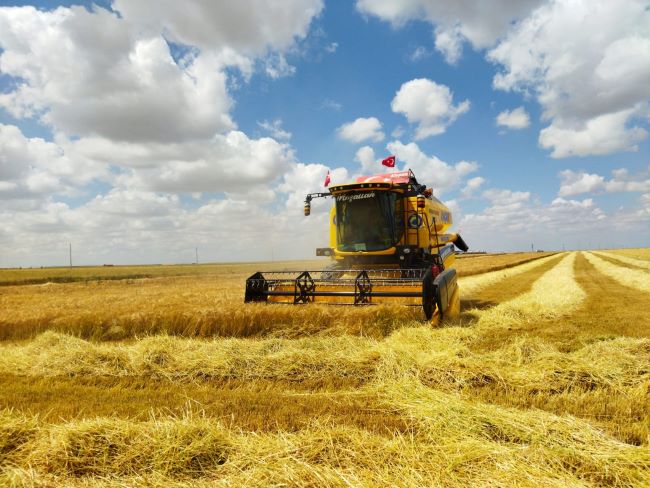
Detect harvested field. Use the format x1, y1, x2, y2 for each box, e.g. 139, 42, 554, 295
607, 248, 650, 262
594, 250, 650, 270
1, 250, 649, 487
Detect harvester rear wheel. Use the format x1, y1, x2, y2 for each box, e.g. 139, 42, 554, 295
422, 268, 436, 320
446, 286, 461, 318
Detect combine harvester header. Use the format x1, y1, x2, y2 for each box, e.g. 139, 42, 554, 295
245, 169, 468, 323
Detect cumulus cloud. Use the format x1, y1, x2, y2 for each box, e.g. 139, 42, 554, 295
558, 167, 650, 197
489, 0, 650, 157
391, 79, 470, 139
354, 146, 376, 174
101, 131, 296, 193
496, 106, 530, 130
538, 109, 647, 158
460, 176, 486, 198
337, 117, 385, 143
0, 6, 237, 143
386, 140, 478, 194
0, 124, 105, 201
113, 0, 323, 55
356, 0, 542, 63
0, 2, 330, 266
277, 162, 348, 211
460, 187, 611, 251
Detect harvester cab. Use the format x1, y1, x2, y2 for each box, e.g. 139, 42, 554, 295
245, 170, 468, 323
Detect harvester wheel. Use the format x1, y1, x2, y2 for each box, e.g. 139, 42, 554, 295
446, 286, 461, 318
422, 268, 436, 320
321, 262, 344, 280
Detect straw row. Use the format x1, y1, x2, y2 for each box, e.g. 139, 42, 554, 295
594, 251, 650, 270
458, 252, 562, 297
2, 327, 648, 406
584, 252, 650, 293
1, 386, 649, 488
472, 252, 585, 329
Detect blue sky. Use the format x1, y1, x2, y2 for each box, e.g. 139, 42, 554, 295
1, 0, 649, 266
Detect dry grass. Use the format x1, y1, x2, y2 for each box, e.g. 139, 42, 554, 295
1, 250, 649, 486
453, 251, 556, 276
584, 251, 650, 293
606, 248, 650, 262
595, 250, 650, 270
0, 253, 554, 341
460, 252, 562, 297
1, 330, 649, 486
0, 260, 324, 286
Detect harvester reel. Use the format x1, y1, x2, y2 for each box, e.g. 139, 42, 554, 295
354, 270, 373, 304
294, 271, 316, 304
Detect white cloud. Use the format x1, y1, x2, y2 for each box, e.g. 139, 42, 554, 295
354, 146, 376, 174
559, 167, 650, 197
496, 106, 530, 130
113, 0, 323, 55
337, 117, 385, 143
0, 2, 324, 143
460, 188, 613, 251
325, 42, 339, 53
538, 109, 648, 158
386, 140, 478, 194
409, 45, 430, 62
558, 171, 606, 197
277, 162, 348, 211
489, 0, 650, 157
482, 188, 531, 206
391, 79, 470, 139
356, 0, 542, 63
0, 124, 105, 201
0, 7, 237, 143
257, 119, 292, 141
105, 131, 296, 193
265, 53, 296, 79
460, 176, 486, 198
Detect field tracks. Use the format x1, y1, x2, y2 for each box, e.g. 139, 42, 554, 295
474, 252, 585, 328
459, 252, 563, 297
584, 252, 650, 293
594, 250, 650, 270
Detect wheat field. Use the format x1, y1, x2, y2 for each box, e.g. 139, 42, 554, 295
1, 251, 649, 487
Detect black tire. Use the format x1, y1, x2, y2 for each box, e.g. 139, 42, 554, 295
321, 262, 344, 280
422, 268, 436, 320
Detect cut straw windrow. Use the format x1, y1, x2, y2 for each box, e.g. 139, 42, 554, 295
459, 253, 562, 297
594, 250, 650, 270
1, 403, 648, 487
585, 252, 650, 293
474, 252, 585, 329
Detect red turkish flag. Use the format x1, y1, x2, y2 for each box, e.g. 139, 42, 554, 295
381, 155, 396, 168
323, 170, 331, 187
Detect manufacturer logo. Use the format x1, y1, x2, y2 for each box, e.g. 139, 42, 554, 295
335, 192, 375, 202
408, 214, 423, 228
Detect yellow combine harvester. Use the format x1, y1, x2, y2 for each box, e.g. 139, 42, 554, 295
245, 170, 468, 322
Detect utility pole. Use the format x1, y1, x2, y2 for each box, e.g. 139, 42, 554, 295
195, 247, 199, 265
69, 243, 72, 268
531, 243, 534, 252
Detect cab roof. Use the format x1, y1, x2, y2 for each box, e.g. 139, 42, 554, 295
329, 169, 424, 194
